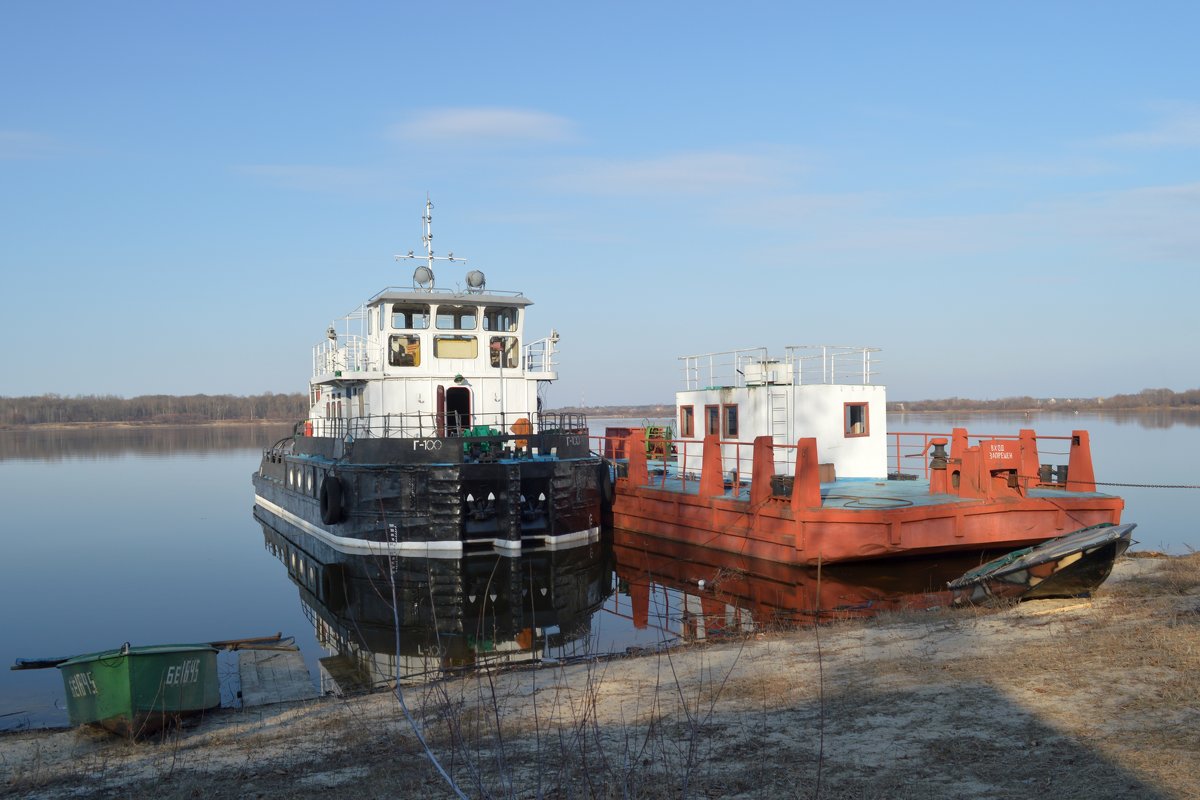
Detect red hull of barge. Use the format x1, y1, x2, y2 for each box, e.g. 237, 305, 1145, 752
607, 428, 1124, 566
612, 488, 1123, 565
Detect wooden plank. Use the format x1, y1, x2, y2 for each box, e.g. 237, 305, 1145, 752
238, 648, 318, 707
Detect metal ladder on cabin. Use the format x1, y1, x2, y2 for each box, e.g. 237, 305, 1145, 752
769, 388, 790, 473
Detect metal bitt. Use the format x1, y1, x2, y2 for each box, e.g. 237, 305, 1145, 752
929, 437, 950, 495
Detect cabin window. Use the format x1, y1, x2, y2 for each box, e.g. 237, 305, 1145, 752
434, 335, 478, 359
483, 306, 520, 332
436, 304, 478, 330
723, 404, 739, 437
488, 336, 519, 368
680, 405, 694, 437
844, 402, 869, 437
391, 303, 430, 329
705, 405, 720, 436
389, 335, 421, 367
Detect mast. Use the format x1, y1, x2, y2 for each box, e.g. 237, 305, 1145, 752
395, 196, 467, 288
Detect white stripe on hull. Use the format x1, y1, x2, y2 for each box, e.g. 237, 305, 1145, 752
254, 494, 599, 556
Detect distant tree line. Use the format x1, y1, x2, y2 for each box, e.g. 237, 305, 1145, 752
0, 392, 308, 426
889, 388, 1200, 413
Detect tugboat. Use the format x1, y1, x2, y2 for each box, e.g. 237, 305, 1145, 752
602, 346, 1125, 566
253, 200, 605, 555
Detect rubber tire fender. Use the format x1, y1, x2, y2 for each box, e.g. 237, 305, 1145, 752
319, 475, 345, 525
600, 461, 615, 506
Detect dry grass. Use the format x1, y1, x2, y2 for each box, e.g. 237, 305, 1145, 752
5, 555, 1200, 799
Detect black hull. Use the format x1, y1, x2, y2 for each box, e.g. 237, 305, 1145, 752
252, 433, 606, 554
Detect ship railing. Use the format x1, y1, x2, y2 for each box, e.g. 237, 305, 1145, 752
301, 411, 588, 440
591, 431, 764, 496
594, 428, 1082, 493
368, 286, 527, 302
680, 345, 880, 390
783, 345, 880, 386
523, 335, 559, 377
312, 335, 377, 377
886, 430, 1076, 480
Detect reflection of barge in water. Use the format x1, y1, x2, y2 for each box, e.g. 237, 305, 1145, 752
601, 347, 1125, 566
613, 529, 965, 640
256, 512, 612, 690
253, 200, 604, 557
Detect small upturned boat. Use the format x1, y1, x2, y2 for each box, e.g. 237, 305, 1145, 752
947, 522, 1137, 605
12, 634, 285, 737
56, 644, 217, 737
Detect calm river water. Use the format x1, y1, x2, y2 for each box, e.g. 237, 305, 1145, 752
1, 412, 1196, 731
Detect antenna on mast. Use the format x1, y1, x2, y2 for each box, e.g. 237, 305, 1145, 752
395, 196, 469, 290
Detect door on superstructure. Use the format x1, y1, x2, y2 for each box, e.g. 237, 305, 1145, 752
446, 386, 471, 434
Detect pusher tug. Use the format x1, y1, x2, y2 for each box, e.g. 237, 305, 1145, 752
600, 346, 1125, 565
253, 200, 604, 555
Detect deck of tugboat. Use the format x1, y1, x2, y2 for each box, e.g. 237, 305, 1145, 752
629, 468, 1118, 509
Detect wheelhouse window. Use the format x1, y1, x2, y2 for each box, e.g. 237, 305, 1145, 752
722, 404, 739, 437
705, 405, 720, 436
844, 402, 869, 437
391, 303, 430, 329
436, 304, 477, 330
389, 335, 421, 367
483, 306, 519, 332
434, 335, 478, 359
489, 336, 518, 368
680, 405, 694, 438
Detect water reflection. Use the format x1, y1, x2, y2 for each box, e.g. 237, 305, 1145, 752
257, 516, 613, 691
613, 530, 991, 642
0, 423, 293, 461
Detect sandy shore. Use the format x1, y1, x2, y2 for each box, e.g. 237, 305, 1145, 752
4, 554, 1198, 799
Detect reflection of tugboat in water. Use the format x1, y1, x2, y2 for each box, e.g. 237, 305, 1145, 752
257, 516, 613, 690
613, 530, 974, 642
253, 199, 605, 557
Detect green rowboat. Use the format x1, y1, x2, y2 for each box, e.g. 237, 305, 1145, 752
55, 643, 219, 737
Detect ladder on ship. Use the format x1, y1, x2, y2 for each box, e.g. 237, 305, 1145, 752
769, 388, 790, 473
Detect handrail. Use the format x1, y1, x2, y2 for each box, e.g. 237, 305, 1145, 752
886, 431, 1073, 478
300, 410, 587, 440
679, 345, 880, 390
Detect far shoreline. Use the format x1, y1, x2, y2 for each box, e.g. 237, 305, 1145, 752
2, 405, 1198, 432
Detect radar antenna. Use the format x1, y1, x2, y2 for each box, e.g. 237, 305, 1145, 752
395, 196, 468, 290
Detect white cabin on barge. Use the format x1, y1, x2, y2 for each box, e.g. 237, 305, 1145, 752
675, 346, 887, 480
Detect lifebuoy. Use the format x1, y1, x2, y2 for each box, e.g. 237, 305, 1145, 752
319, 475, 345, 524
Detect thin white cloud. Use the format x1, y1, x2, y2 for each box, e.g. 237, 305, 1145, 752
1097, 107, 1200, 149
547, 151, 789, 196
0, 130, 61, 159
391, 108, 575, 144
237, 164, 377, 192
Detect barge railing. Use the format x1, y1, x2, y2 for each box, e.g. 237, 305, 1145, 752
886, 431, 1075, 480
594, 427, 1085, 494
680, 345, 881, 390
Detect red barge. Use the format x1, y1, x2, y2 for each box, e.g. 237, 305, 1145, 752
598, 346, 1124, 566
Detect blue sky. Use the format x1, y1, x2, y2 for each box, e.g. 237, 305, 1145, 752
2, 2, 1197, 405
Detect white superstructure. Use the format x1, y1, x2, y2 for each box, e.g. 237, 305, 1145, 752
676, 346, 887, 479
305, 199, 559, 437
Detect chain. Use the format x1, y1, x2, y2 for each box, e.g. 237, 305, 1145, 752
1090, 480, 1200, 490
